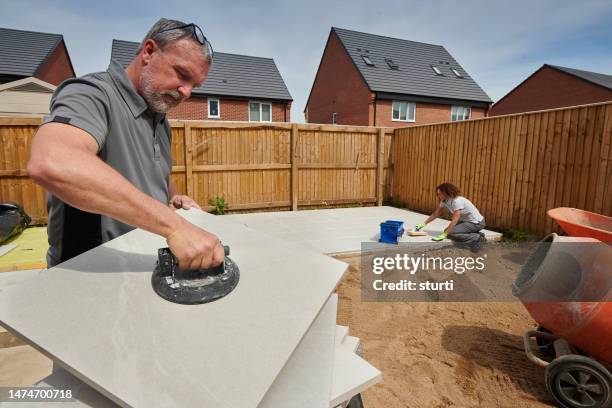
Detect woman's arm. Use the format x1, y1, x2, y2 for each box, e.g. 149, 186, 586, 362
424, 206, 442, 224
444, 210, 462, 235
415, 206, 442, 230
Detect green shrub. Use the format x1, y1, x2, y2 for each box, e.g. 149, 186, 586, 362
208, 196, 228, 215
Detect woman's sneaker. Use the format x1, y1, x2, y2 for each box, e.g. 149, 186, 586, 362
470, 233, 486, 253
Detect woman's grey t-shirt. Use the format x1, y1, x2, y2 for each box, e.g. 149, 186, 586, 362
42, 60, 173, 267
439, 196, 484, 224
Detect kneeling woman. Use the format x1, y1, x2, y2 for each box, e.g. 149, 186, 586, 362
415, 182, 486, 246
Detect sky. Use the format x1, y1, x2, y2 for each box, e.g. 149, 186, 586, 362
2, 0, 611, 122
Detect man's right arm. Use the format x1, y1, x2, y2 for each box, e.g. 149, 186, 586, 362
28, 122, 181, 238
28, 123, 223, 270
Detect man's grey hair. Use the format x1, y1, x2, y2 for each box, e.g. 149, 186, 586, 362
138, 18, 213, 63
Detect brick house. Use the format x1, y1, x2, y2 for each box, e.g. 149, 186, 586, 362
111, 40, 292, 122
305, 27, 491, 127
489, 64, 612, 116
0, 27, 75, 86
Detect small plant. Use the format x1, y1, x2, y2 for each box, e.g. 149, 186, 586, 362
208, 196, 228, 215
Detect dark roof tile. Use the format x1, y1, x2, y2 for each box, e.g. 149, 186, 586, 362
111, 39, 292, 101
548, 64, 612, 90
332, 27, 492, 103
0, 27, 64, 77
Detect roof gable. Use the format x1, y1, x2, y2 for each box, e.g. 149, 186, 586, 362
548, 64, 612, 91
331, 27, 492, 103
0, 76, 56, 93
111, 39, 292, 101
0, 27, 65, 78
492, 64, 612, 109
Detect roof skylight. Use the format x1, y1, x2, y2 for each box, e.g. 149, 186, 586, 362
451, 68, 463, 78
385, 58, 399, 70
362, 55, 374, 66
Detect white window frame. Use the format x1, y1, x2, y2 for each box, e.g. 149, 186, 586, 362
451, 106, 471, 121
208, 97, 220, 119
391, 101, 416, 122
361, 55, 374, 66
450, 68, 463, 78
248, 101, 272, 123
431, 65, 442, 75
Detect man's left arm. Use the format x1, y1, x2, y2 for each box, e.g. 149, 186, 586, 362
168, 177, 201, 210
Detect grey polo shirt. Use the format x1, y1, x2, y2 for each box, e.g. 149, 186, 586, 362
43, 60, 173, 267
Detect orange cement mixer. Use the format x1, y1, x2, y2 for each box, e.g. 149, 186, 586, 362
514, 223, 611, 408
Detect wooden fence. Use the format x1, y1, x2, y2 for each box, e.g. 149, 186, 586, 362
0, 118, 46, 223
391, 101, 612, 235
2, 101, 611, 235
0, 118, 393, 223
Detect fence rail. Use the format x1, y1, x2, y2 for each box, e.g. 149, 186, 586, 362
0, 118, 393, 223
391, 101, 612, 235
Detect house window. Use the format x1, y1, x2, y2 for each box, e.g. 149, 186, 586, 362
249, 102, 272, 122
392, 101, 416, 122
451, 68, 463, 78
361, 55, 374, 66
332, 112, 337, 124
208, 98, 220, 118
451, 106, 471, 121
431, 65, 443, 75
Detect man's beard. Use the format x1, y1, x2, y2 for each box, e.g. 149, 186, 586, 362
140, 66, 182, 113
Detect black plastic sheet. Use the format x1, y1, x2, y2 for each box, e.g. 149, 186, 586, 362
0, 202, 31, 244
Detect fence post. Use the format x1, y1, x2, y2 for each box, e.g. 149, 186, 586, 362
184, 123, 193, 198
376, 128, 385, 206
291, 124, 299, 211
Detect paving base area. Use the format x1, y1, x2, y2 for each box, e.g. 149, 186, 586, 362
0, 227, 48, 272
335, 254, 555, 408
225, 206, 502, 255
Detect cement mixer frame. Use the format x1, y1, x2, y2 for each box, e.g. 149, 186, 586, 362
523, 328, 611, 408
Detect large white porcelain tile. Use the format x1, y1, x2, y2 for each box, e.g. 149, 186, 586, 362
0, 244, 17, 257
330, 348, 381, 407
0, 209, 347, 408
340, 336, 361, 354
4, 295, 339, 408
334, 326, 348, 346
226, 206, 502, 255
0, 364, 118, 408
259, 294, 337, 408
0, 269, 45, 291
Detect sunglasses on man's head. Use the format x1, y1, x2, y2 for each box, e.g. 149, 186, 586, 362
157, 23, 214, 56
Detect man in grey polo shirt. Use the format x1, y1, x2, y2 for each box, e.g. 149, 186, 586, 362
27, 18, 225, 270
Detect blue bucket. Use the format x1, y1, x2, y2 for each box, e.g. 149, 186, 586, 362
379, 220, 404, 244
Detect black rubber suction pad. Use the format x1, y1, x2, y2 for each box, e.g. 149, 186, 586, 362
152, 247, 240, 305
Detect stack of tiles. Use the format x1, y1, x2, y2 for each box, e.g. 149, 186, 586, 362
0, 209, 380, 407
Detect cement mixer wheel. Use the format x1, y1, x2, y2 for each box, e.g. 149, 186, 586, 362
545, 355, 612, 408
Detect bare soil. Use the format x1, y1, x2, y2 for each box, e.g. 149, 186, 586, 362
335, 254, 555, 408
